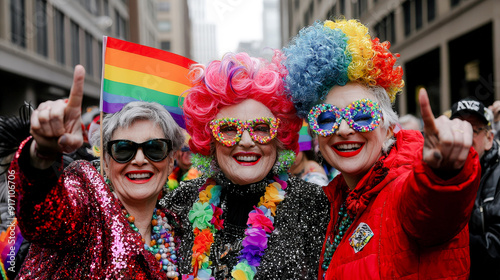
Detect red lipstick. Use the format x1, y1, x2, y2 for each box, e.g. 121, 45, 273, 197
125, 170, 154, 184
233, 152, 262, 166
332, 142, 365, 157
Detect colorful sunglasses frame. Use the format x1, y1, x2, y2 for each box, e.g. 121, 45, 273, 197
308, 99, 382, 137
209, 117, 280, 147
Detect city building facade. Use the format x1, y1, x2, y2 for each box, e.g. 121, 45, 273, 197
0, 0, 131, 114
156, 0, 191, 58
0, 0, 190, 116
280, 0, 500, 116
188, 0, 217, 64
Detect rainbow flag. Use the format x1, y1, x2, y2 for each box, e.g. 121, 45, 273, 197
299, 120, 312, 152
100, 37, 196, 128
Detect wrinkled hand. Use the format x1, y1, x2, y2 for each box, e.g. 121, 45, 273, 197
488, 100, 500, 123
30, 65, 85, 155
420, 88, 473, 170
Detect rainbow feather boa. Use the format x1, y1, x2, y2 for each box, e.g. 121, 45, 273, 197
183, 174, 288, 280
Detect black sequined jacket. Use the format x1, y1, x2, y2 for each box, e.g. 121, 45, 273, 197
159, 174, 329, 280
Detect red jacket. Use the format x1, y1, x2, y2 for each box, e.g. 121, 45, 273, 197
320, 130, 480, 279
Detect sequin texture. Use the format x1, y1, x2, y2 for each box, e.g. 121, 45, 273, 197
159, 173, 329, 279
11, 137, 176, 279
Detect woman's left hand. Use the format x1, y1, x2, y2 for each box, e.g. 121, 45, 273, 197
420, 88, 473, 171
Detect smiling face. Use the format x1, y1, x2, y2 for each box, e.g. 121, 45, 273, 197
214, 99, 277, 185
456, 114, 493, 159
104, 119, 173, 203
318, 83, 390, 188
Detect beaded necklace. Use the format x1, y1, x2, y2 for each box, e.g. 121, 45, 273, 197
123, 208, 180, 279
184, 174, 288, 280
321, 203, 354, 274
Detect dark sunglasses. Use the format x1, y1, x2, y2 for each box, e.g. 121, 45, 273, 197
106, 138, 172, 163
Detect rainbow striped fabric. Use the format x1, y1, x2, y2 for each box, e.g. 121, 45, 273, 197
299, 120, 312, 152
100, 37, 196, 128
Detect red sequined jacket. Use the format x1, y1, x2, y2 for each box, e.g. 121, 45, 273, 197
320, 129, 480, 279
11, 137, 170, 279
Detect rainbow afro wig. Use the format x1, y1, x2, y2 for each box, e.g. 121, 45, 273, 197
282, 19, 404, 118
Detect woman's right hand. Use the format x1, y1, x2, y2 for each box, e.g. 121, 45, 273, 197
420, 88, 473, 172
30, 65, 86, 167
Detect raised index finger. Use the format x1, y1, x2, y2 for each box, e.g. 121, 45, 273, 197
67, 65, 86, 109
419, 88, 438, 135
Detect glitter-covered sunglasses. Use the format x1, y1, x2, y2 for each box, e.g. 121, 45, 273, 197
209, 117, 280, 147
308, 99, 382, 137
107, 139, 172, 163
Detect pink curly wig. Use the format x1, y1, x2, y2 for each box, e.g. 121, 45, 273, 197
182, 52, 303, 156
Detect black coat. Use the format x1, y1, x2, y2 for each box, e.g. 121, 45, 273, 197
469, 140, 500, 279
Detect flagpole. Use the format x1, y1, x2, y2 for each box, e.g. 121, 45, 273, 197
100, 111, 104, 177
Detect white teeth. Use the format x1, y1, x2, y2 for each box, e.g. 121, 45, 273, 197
236, 155, 258, 162
336, 143, 362, 150
127, 173, 152, 179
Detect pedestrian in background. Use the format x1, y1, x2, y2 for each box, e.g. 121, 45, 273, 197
450, 97, 500, 279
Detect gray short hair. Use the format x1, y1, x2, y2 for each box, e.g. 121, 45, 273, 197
92, 101, 185, 157
368, 86, 399, 153
369, 86, 399, 130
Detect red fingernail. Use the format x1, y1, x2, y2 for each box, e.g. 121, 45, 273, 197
64, 99, 69, 103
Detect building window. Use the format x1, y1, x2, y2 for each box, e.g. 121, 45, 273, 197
158, 2, 171, 12
359, 0, 368, 16
36, 0, 48, 57
158, 20, 172, 32
403, 0, 411, 36
340, 0, 345, 15
294, 0, 299, 10
71, 21, 80, 67
161, 41, 171, 51
104, 0, 109, 15
98, 41, 103, 75
148, 0, 155, 21
427, 0, 435, 22
415, 0, 422, 30
54, 9, 65, 65
85, 32, 93, 76
83, 0, 98, 15
115, 10, 127, 39
374, 12, 395, 44
304, 2, 314, 24
11, 0, 26, 48
351, 0, 359, 18
451, 0, 461, 7
327, 4, 337, 20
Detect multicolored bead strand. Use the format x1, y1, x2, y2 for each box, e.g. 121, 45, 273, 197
321, 204, 354, 272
